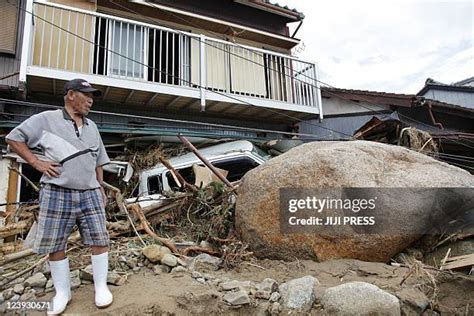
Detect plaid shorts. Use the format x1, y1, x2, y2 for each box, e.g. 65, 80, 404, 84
33, 184, 109, 254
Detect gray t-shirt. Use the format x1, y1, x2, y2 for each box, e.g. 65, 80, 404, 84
6, 109, 110, 190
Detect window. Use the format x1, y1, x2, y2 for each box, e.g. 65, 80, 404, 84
147, 175, 163, 195
109, 21, 147, 79
0, 0, 19, 55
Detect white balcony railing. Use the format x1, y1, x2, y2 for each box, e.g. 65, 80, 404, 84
24, 0, 321, 112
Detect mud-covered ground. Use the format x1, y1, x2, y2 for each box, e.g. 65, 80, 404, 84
17, 258, 473, 315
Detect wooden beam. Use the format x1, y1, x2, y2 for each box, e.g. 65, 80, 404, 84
441, 253, 474, 270
162, 96, 181, 110
52, 79, 57, 95
181, 99, 200, 111
123, 90, 135, 104
5, 160, 19, 225
204, 101, 220, 111
145, 93, 159, 107
102, 86, 111, 100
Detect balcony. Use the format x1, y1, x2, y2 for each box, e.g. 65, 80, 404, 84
20, 0, 322, 121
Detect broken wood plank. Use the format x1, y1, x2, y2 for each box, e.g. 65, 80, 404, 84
441, 253, 474, 270
128, 204, 178, 253
178, 135, 236, 191
159, 156, 198, 192
0, 219, 33, 238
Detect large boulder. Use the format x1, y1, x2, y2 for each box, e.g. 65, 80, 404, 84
235, 141, 474, 262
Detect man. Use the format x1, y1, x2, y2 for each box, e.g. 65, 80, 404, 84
6, 79, 113, 315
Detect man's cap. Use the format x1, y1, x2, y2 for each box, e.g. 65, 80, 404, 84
64, 79, 101, 97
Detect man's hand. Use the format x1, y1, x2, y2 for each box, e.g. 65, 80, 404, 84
31, 159, 61, 177
100, 186, 107, 207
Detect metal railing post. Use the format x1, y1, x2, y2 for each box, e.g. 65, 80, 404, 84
314, 62, 323, 120
199, 34, 207, 111
19, 0, 34, 84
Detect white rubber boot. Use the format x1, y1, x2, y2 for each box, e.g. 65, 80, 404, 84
47, 258, 72, 315
91, 252, 113, 308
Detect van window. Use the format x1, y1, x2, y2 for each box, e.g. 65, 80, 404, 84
147, 175, 163, 195
213, 157, 259, 181
164, 156, 259, 191
165, 166, 195, 191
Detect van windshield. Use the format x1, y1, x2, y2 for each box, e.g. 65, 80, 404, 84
163, 156, 260, 191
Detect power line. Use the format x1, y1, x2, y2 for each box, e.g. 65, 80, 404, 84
0, 98, 339, 140
8, 1, 473, 145
110, 0, 474, 149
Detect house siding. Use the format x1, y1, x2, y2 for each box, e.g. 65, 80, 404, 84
421, 90, 474, 109
0, 0, 25, 88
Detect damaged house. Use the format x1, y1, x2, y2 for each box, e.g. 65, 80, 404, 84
0, 0, 322, 217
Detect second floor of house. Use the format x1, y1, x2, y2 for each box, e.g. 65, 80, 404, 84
0, 0, 322, 123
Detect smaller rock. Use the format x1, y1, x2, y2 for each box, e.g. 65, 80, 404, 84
137, 262, 144, 267
255, 290, 271, 300
142, 245, 171, 263
45, 280, 53, 289
126, 257, 138, 269
3, 288, 14, 300
20, 292, 36, 301
70, 270, 81, 290
11, 277, 25, 286
270, 302, 281, 315
190, 254, 221, 271
152, 265, 162, 275
144, 259, 150, 266
119, 255, 127, 263
80, 265, 93, 281
269, 292, 281, 302
396, 287, 430, 314
161, 254, 178, 267
191, 271, 203, 279
172, 266, 187, 274
257, 278, 278, 293
40, 262, 51, 275
0, 293, 4, 304
11, 294, 20, 302
196, 278, 206, 285
24, 273, 47, 288
321, 281, 400, 315
279, 275, 319, 312
107, 272, 127, 286
131, 250, 141, 257
220, 280, 256, 291
223, 290, 251, 306
13, 284, 25, 295
132, 267, 141, 272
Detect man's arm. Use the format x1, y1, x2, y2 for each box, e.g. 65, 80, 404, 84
96, 165, 107, 206
6, 140, 60, 177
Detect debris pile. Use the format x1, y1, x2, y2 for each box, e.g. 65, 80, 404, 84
0, 137, 472, 314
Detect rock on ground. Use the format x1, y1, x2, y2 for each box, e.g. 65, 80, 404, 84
321, 281, 400, 315
223, 290, 250, 306
279, 275, 318, 312
24, 273, 47, 288
161, 254, 178, 267
395, 287, 430, 315
142, 245, 171, 263
235, 141, 474, 262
